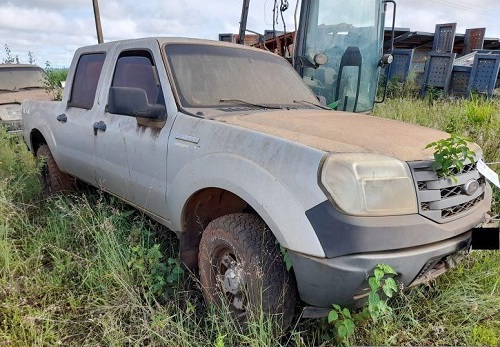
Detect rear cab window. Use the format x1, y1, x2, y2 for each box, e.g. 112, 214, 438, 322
68, 53, 106, 109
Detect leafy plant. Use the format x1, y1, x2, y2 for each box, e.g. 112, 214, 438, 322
328, 304, 356, 346
2, 44, 18, 64
367, 263, 399, 321
277, 241, 292, 271
424, 86, 444, 107
42, 61, 68, 101
327, 264, 399, 346
128, 239, 184, 297
425, 134, 476, 182
28, 51, 36, 65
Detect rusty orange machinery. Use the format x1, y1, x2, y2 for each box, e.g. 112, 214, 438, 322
252, 32, 296, 59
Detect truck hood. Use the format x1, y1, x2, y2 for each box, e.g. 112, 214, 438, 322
0, 89, 51, 123
0, 88, 51, 105
213, 110, 479, 162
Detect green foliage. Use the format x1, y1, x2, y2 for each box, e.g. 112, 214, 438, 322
278, 242, 292, 271
366, 264, 398, 321
471, 324, 498, 346
0, 128, 41, 202
128, 241, 184, 297
464, 92, 495, 124
424, 86, 444, 107
382, 73, 420, 100
126, 221, 184, 298
214, 332, 226, 347
28, 51, 36, 65
328, 304, 356, 346
2, 44, 18, 64
425, 134, 476, 182
42, 61, 68, 101
327, 264, 399, 346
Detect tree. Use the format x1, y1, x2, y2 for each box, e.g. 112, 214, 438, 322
2, 44, 19, 64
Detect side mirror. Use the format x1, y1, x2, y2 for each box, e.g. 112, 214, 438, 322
379, 54, 394, 67
108, 87, 166, 120
314, 53, 328, 67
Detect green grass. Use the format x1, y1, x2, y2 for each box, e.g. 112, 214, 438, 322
1, 93, 500, 346
373, 95, 500, 162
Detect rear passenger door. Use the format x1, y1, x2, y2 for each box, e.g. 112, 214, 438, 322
94, 41, 176, 218
55, 51, 106, 184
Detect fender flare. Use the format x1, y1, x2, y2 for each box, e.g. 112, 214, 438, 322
166, 153, 326, 258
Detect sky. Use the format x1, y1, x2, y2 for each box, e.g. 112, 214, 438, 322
1, 0, 500, 67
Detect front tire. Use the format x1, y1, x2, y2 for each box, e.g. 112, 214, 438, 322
198, 213, 296, 327
36, 145, 75, 195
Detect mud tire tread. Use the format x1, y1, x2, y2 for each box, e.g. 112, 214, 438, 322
199, 213, 296, 327
37, 145, 74, 194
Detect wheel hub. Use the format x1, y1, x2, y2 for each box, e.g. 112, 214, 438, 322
222, 263, 245, 295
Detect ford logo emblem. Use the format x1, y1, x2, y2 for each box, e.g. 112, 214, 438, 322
463, 179, 480, 196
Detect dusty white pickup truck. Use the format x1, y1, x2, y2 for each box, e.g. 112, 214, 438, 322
0, 64, 51, 132
22, 38, 492, 322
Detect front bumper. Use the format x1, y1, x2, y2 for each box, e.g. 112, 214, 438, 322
290, 231, 471, 307
294, 185, 491, 308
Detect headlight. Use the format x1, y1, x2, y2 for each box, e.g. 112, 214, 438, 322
320, 153, 418, 216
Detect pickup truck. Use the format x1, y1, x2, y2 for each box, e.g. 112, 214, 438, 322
22, 38, 492, 323
0, 64, 51, 132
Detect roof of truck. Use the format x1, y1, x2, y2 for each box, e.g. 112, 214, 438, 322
0, 64, 45, 70
81, 37, 270, 53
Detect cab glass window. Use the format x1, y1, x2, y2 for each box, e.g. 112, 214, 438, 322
69, 53, 105, 109
111, 51, 164, 106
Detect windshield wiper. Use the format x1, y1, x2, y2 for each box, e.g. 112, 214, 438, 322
293, 100, 331, 110
219, 99, 283, 110
17, 87, 44, 91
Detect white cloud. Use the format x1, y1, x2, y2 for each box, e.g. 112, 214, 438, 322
0, 0, 499, 67
0, 3, 66, 32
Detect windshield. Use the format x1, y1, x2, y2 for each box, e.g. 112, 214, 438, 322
164, 44, 319, 109
300, 0, 385, 112
0, 65, 45, 91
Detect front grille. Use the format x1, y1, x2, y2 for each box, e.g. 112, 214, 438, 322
441, 195, 484, 219
409, 160, 486, 223
441, 185, 463, 199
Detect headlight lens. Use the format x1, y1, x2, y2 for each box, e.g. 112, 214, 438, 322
320, 153, 418, 216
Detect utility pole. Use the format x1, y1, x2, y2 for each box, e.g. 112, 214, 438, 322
92, 0, 104, 43
238, 0, 250, 45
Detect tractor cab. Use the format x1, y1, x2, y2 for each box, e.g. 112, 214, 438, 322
295, 0, 391, 112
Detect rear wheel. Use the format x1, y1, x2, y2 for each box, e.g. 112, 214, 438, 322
198, 213, 296, 328
36, 145, 75, 194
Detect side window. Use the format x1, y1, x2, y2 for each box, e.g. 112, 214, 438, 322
111, 51, 164, 107
69, 53, 105, 109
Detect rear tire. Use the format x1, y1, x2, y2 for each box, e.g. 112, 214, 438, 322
36, 145, 75, 195
198, 213, 296, 328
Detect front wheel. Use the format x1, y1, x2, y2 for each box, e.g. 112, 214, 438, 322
36, 145, 75, 195
198, 213, 296, 327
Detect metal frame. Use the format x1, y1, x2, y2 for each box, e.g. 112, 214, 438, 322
467, 53, 500, 97
432, 23, 456, 53
420, 52, 456, 96
386, 49, 414, 81
450, 65, 472, 97
462, 28, 486, 55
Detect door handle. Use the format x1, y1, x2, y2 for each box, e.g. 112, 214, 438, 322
93, 120, 107, 135
56, 114, 67, 122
